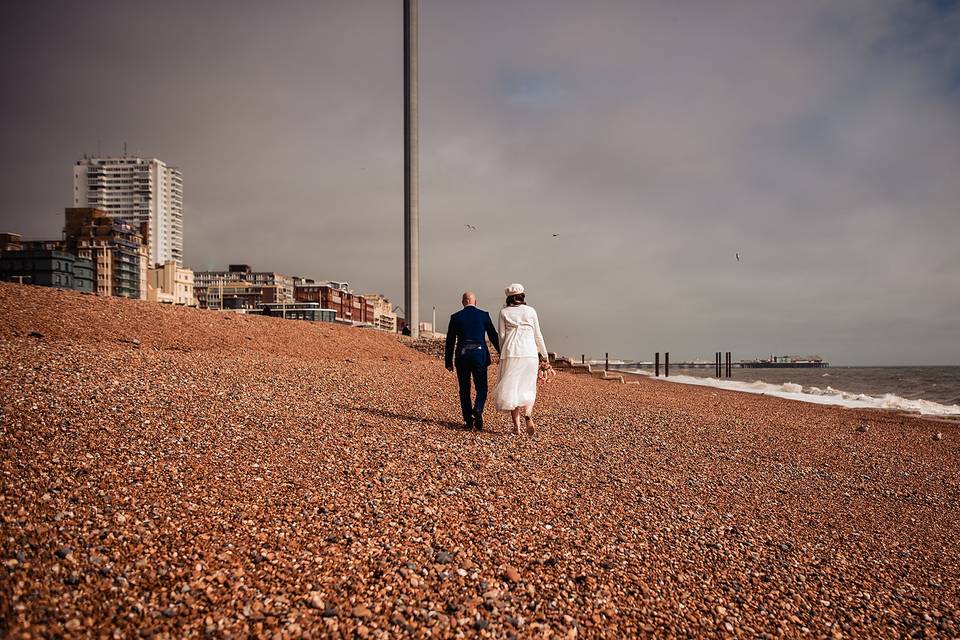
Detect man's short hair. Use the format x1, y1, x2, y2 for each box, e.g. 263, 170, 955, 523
462, 291, 476, 305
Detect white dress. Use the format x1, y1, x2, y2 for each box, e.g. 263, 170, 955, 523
493, 304, 548, 411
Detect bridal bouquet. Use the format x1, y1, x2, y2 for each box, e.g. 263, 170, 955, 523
538, 361, 556, 383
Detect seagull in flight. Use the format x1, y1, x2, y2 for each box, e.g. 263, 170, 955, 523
736, 253, 741, 262
465, 224, 478, 231
552, 233, 560, 237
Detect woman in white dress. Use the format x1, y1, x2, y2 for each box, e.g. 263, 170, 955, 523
493, 283, 548, 435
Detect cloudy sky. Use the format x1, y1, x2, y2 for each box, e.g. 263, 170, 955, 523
1, 0, 958, 365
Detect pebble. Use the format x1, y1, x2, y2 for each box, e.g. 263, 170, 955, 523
0, 283, 956, 638
504, 566, 521, 582
352, 605, 373, 619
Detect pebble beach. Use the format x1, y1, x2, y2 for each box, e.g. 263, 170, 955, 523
1, 283, 957, 638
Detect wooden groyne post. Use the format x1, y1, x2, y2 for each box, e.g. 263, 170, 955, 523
665, 352, 670, 377
655, 352, 660, 377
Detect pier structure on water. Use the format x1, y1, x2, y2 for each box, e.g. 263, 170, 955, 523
599, 354, 829, 371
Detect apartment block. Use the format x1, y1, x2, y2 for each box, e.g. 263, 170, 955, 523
195, 264, 294, 309
73, 156, 184, 265
63, 208, 148, 299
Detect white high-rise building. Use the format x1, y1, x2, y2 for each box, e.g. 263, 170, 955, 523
73, 156, 184, 266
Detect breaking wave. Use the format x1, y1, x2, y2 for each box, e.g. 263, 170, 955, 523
630, 372, 960, 416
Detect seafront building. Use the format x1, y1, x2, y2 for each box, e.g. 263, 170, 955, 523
147, 261, 196, 306
293, 282, 375, 325
195, 264, 294, 309
0, 234, 95, 293
73, 155, 184, 266
364, 294, 398, 333
210, 281, 290, 310
258, 302, 336, 322
0, 233, 23, 252
63, 208, 149, 299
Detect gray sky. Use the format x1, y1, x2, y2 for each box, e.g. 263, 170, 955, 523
1, 0, 958, 365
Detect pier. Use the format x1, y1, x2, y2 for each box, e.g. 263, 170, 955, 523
740, 361, 829, 369
587, 353, 830, 376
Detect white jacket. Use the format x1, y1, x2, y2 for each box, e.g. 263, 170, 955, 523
498, 305, 548, 360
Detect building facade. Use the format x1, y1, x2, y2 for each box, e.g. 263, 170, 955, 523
63, 208, 148, 299
0, 249, 95, 293
293, 283, 375, 324
73, 156, 184, 266
147, 261, 196, 306
364, 293, 398, 332
0, 233, 23, 252
258, 302, 336, 323
195, 265, 294, 309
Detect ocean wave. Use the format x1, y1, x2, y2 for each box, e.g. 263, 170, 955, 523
628, 372, 960, 416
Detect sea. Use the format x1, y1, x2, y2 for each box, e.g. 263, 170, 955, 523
623, 366, 960, 417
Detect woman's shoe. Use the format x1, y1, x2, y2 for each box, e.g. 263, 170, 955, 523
524, 415, 535, 435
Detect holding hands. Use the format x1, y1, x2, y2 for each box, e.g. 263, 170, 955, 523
538, 361, 556, 383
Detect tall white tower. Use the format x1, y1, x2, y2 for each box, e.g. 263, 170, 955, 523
73, 156, 184, 266
404, 0, 420, 338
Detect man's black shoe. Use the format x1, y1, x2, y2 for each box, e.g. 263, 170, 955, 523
463, 418, 474, 430
473, 411, 484, 430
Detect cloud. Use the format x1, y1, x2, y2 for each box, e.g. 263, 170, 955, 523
0, 0, 957, 364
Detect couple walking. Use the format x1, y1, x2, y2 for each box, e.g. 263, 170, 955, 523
444, 283, 552, 434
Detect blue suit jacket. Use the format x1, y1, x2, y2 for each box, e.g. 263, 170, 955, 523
445, 306, 500, 369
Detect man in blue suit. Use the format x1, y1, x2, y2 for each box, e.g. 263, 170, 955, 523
445, 291, 500, 430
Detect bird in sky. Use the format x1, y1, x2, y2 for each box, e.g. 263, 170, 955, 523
736, 253, 741, 262
465, 224, 477, 231
552, 233, 560, 237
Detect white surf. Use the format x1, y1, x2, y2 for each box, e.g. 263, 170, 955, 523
628, 371, 960, 417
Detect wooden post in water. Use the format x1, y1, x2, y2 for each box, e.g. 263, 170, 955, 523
665, 352, 670, 377
655, 352, 660, 377
715, 352, 720, 377
581, 354, 585, 364
605, 352, 609, 371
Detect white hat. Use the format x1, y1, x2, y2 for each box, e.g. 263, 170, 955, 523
505, 283, 525, 296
